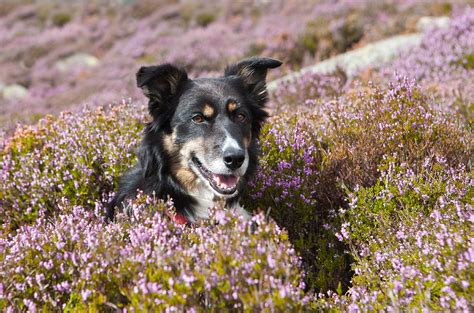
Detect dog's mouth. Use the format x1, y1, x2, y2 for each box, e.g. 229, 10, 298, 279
192, 157, 239, 195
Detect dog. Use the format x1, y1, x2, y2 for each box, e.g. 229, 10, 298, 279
107, 57, 282, 224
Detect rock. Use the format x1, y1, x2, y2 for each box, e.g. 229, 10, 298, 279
2, 84, 29, 101
416, 16, 450, 32
55, 53, 100, 72
268, 33, 422, 90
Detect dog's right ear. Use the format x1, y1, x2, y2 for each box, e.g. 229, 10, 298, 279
136, 64, 188, 117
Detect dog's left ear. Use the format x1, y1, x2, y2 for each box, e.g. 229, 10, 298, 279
224, 57, 282, 106
136, 64, 188, 118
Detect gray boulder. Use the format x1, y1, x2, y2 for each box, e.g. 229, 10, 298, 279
2, 84, 29, 101
55, 53, 99, 72
268, 33, 422, 90
416, 16, 450, 32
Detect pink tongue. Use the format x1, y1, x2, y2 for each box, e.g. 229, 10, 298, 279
212, 174, 238, 189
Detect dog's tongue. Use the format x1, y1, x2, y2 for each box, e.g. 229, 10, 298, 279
212, 174, 238, 189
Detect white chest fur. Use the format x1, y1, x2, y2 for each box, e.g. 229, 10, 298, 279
189, 185, 214, 221
188, 183, 250, 223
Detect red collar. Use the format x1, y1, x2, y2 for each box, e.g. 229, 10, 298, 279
168, 211, 189, 225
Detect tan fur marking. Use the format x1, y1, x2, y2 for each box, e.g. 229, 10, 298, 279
203, 103, 214, 118
162, 133, 175, 154
175, 168, 198, 191
170, 137, 206, 192
227, 101, 238, 112
243, 133, 252, 148
163, 132, 200, 191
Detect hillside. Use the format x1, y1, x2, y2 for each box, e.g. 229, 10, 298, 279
0, 1, 473, 311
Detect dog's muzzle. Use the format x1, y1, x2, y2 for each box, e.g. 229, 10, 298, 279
223, 146, 245, 170
192, 157, 240, 195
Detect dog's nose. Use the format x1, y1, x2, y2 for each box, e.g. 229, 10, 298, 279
223, 148, 245, 170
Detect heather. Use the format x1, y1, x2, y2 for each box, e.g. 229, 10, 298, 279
380, 8, 474, 119
245, 78, 470, 293
2, 76, 470, 310
323, 160, 473, 311
0, 0, 467, 129
0, 103, 144, 232
270, 68, 347, 110
1, 1, 474, 311
0, 196, 307, 311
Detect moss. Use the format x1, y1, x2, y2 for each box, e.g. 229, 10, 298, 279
136, 54, 156, 64
460, 53, 474, 70
294, 14, 363, 63
51, 12, 72, 27
196, 11, 216, 27
432, 2, 453, 15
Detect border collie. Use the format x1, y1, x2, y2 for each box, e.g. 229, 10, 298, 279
107, 57, 282, 224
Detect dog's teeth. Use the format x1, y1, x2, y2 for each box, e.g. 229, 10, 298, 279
213, 174, 223, 187
214, 174, 222, 186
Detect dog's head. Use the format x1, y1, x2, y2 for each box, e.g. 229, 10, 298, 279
137, 57, 281, 199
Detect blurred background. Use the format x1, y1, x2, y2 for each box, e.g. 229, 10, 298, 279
0, 0, 470, 131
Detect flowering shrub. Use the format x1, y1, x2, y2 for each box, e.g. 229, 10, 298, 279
2, 74, 469, 309
0, 102, 144, 232
0, 0, 465, 129
245, 112, 351, 292
244, 77, 470, 292
334, 159, 473, 311
270, 68, 347, 110
1, 2, 473, 311
0, 195, 307, 311
385, 8, 473, 84
382, 8, 474, 118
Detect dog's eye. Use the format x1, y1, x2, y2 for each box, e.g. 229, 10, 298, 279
235, 113, 247, 123
192, 114, 205, 124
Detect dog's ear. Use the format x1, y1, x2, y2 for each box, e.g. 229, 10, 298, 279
136, 64, 188, 117
224, 57, 282, 106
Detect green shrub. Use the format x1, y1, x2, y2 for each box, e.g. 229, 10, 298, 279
338, 160, 473, 310
0, 78, 471, 310
0, 103, 144, 232
270, 68, 347, 110
460, 53, 474, 70
196, 11, 216, 27
244, 78, 471, 293
0, 196, 307, 311
295, 14, 363, 61
51, 12, 72, 27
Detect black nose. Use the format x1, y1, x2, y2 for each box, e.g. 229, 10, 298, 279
223, 148, 245, 170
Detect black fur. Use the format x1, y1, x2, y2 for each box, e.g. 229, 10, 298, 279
107, 57, 282, 222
